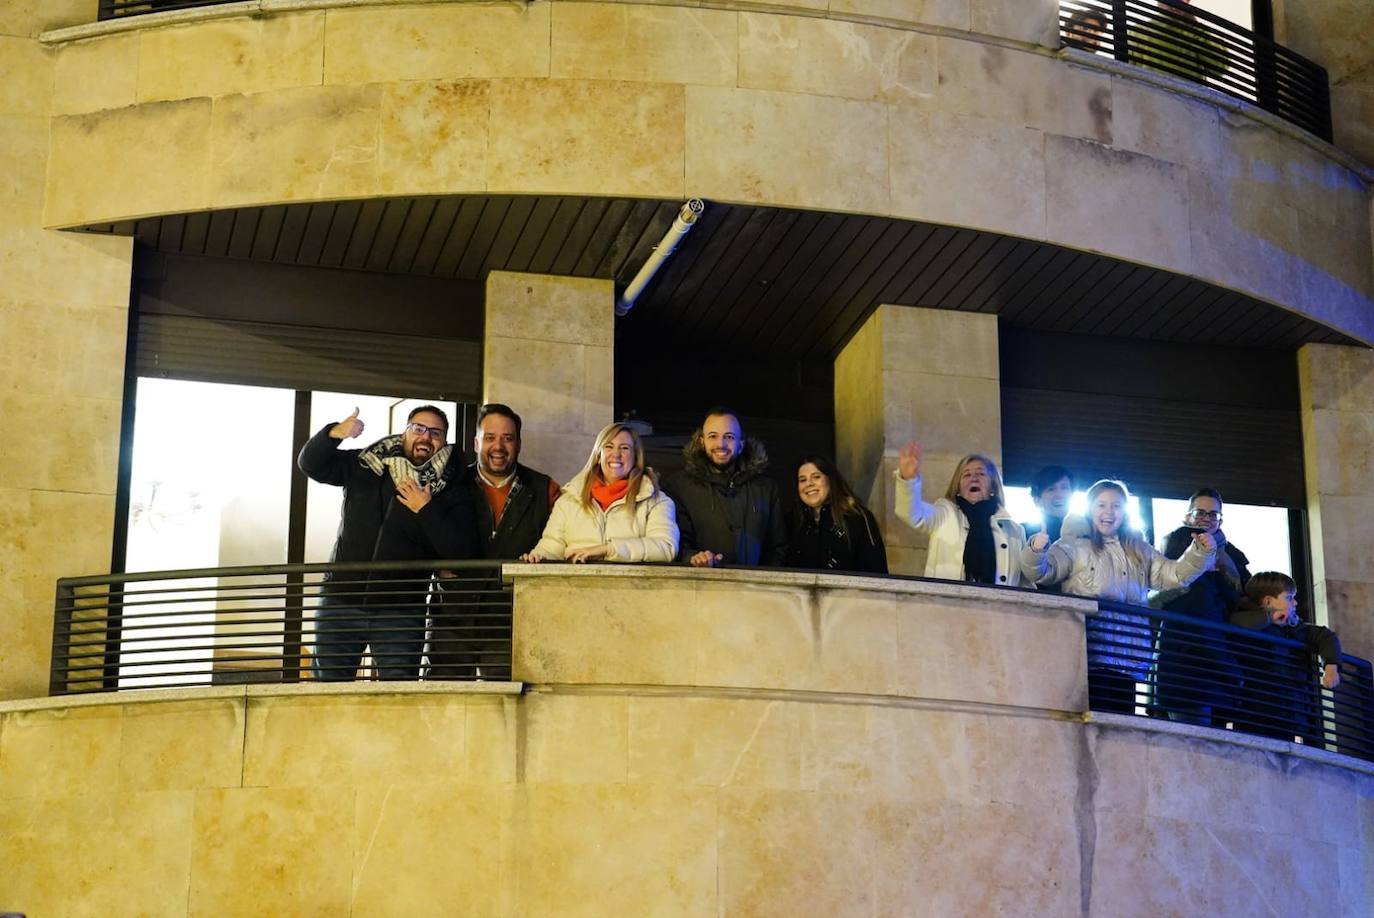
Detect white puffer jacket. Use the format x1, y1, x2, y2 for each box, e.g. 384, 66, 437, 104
528, 473, 679, 562
893, 472, 1026, 585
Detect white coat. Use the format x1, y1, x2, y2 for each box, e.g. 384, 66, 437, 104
529, 473, 679, 563
893, 472, 1026, 585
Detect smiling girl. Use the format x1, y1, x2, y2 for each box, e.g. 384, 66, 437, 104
894, 440, 1026, 585
1022, 478, 1216, 711
520, 423, 679, 563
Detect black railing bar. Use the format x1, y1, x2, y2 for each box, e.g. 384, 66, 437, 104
1098, 603, 1334, 647
54, 604, 514, 636
66, 573, 510, 600
1068, 0, 1331, 74
66, 576, 508, 602
68, 590, 513, 613
59, 618, 514, 650
57, 559, 507, 589
1120, 16, 1261, 66
58, 648, 497, 670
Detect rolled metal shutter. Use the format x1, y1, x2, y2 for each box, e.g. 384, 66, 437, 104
135, 313, 481, 402
1000, 387, 1304, 507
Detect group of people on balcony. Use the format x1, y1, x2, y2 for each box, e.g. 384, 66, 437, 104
301, 401, 1343, 746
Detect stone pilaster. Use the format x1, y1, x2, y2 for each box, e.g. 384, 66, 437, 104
834, 305, 1002, 576
482, 271, 614, 486
0, 3, 134, 701
1298, 342, 1374, 659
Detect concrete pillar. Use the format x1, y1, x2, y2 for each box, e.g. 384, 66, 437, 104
482, 271, 614, 486
834, 305, 1002, 576
1298, 342, 1374, 659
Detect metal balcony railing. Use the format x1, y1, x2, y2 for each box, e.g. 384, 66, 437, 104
1060, 0, 1333, 141
98, 0, 241, 17
50, 560, 512, 694
1089, 601, 1374, 762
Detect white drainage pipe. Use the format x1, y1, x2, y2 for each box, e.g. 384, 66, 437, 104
614, 198, 706, 317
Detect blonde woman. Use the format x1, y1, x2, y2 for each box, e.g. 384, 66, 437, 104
894, 439, 1026, 585
1022, 478, 1215, 713
520, 423, 679, 563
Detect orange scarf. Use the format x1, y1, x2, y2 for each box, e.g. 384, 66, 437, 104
590, 478, 631, 511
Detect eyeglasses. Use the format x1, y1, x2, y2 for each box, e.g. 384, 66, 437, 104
1187, 509, 1222, 520
406, 422, 447, 440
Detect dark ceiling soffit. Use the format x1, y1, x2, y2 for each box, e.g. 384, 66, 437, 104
73, 195, 1363, 358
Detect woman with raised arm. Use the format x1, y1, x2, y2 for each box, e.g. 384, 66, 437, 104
893, 440, 1025, 585
788, 455, 888, 575
520, 422, 678, 563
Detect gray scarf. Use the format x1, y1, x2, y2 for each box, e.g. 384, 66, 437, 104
358, 434, 451, 494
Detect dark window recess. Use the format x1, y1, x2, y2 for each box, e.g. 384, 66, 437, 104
132, 250, 484, 401
999, 327, 1304, 507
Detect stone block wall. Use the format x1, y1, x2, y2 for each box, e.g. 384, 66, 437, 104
483, 271, 614, 486
0, 2, 134, 701
1300, 342, 1374, 661
33, 0, 1373, 344
834, 305, 1001, 576
1, 569, 1369, 916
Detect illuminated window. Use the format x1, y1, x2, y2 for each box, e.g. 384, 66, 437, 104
1150, 497, 1291, 575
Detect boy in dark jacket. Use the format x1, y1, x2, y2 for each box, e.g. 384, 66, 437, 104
1229, 571, 1342, 743
664, 408, 788, 567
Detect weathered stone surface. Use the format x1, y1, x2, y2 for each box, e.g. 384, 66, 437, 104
138, 12, 325, 103
209, 84, 380, 208
739, 12, 935, 103
324, 2, 550, 84
51, 32, 138, 115
685, 85, 889, 213
552, 2, 737, 86
46, 99, 213, 226
489, 79, 685, 197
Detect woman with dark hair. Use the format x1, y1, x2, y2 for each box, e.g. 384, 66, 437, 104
788, 456, 888, 574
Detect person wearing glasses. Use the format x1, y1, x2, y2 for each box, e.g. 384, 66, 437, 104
298, 405, 463, 681
375, 403, 561, 680
1151, 488, 1251, 725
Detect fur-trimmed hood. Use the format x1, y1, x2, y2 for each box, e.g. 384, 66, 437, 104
680, 431, 770, 484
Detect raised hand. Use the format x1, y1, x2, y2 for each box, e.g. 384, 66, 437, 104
329, 407, 364, 441
1192, 531, 1216, 552
395, 479, 431, 513
1029, 532, 1050, 552
898, 440, 923, 481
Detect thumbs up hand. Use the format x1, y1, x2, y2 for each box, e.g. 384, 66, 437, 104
329, 408, 365, 441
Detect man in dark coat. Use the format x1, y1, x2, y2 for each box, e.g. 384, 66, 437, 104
1152, 488, 1250, 724
298, 404, 459, 681
664, 408, 787, 567
374, 403, 557, 679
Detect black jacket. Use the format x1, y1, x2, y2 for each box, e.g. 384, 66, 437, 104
1229, 606, 1342, 666
371, 462, 553, 564
1153, 528, 1251, 712
664, 438, 788, 566
787, 505, 888, 575
297, 425, 400, 595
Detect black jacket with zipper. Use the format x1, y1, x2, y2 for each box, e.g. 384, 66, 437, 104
663, 438, 788, 566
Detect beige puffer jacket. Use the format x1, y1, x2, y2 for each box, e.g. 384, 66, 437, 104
528, 472, 679, 562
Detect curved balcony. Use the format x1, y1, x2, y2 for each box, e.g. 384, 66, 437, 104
6, 562, 1373, 915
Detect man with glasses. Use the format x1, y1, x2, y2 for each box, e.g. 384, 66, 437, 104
298, 404, 460, 680
1152, 488, 1252, 725
373, 403, 559, 679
